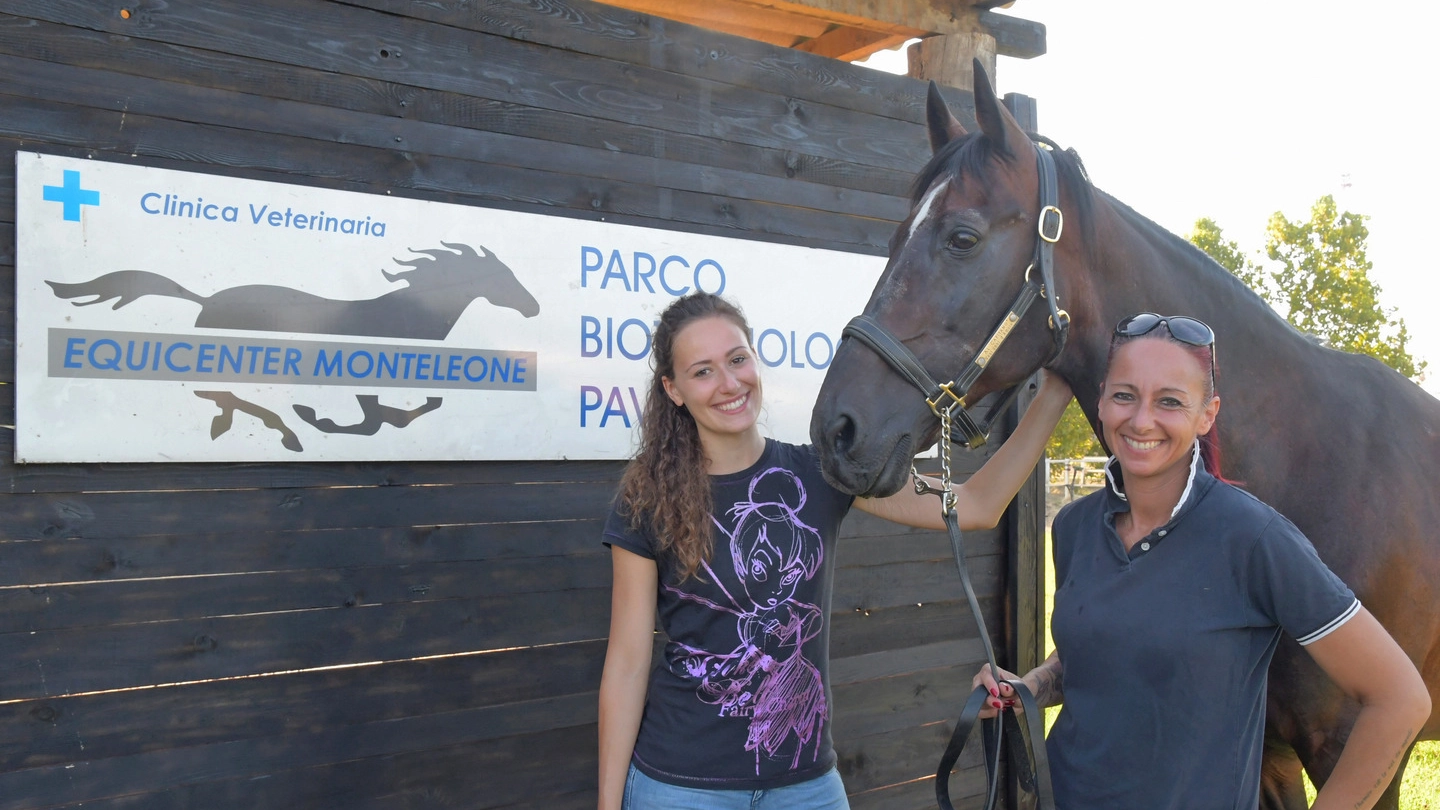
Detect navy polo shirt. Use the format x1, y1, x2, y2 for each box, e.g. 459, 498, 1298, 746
1047, 445, 1357, 810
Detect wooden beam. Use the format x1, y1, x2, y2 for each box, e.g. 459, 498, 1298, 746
749, 0, 947, 36
754, 1, 1046, 59
597, 0, 833, 39
794, 25, 897, 61
594, 0, 1044, 61
832, 32, 912, 62
978, 8, 1046, 59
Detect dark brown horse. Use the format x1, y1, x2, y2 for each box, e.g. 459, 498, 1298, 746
811, 65, 1439, 809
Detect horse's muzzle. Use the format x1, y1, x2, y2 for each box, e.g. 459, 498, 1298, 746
813, 410, 914, 498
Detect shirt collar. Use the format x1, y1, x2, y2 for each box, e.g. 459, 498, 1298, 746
1103, 440, 1209, 522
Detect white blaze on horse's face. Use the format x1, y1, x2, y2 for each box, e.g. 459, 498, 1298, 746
904, 178, 950, 247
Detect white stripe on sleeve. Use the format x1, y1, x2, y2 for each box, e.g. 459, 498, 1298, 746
1296, 598, 1361, 646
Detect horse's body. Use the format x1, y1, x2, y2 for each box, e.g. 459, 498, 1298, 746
811, 69, 1439, 808
46, 241, 539, 340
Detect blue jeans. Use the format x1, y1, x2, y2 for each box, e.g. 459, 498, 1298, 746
623, 763, 850, 810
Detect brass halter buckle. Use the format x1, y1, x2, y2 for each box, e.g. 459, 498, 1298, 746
925, 382, 967, 419
1039, 204, 1064, 243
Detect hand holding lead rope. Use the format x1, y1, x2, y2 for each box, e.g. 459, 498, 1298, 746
919, 404, 1054, 810
973, 663, 1026, 718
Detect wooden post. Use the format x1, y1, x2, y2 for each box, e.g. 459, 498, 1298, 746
1004, 372, 1049, 810
1004, 91, 1038, 132
906, 29, 997, 92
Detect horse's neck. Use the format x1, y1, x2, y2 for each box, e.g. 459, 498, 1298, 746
1058, 195, 1325, 473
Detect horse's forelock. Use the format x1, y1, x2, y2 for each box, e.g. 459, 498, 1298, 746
909, 132, 987, 205
907, 132, 1094, 229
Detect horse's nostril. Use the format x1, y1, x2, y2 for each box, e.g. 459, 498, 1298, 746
829, 413, 856, 457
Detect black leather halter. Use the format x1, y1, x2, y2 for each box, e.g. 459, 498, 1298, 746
839, 140, 1069, 810
843, 139, 1070, 449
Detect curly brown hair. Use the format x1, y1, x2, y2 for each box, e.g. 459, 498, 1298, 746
616, 292, 752, 581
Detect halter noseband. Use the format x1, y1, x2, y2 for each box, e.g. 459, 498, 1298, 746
841, 139, 1070, 447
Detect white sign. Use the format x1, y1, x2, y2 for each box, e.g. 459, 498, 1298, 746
16, 153, 885, 462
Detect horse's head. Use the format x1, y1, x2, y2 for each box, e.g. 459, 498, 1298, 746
385, 242, 540, 317
811, 63, 1090, 497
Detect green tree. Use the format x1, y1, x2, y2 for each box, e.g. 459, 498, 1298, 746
1265, 196, 1421, 378
1187, 197, 1423, 381
1190, 216, 1266, 294
1046, 399, 1102, 460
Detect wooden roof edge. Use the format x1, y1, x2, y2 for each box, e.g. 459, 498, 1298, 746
761, 1, 1046, 59
589, 1, 1045, 62
977, 9, 1045, 59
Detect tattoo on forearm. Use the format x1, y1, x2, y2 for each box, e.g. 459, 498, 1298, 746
1349, 725, 1415, 810
1030, 659, 1064, 708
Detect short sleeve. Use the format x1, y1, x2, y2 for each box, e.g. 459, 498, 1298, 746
601, 501, 657, 560
1246, 514, 1358, 646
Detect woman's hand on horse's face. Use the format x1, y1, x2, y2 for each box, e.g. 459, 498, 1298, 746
972, 663, 1022, 718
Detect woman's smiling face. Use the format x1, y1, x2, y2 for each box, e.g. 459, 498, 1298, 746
1099, 338, 1219, 483
662, 315, 762, 445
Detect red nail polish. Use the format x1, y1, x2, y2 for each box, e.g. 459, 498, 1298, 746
990, 688, 998, 697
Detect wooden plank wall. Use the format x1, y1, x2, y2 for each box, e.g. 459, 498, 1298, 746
0, 1, 1040, 807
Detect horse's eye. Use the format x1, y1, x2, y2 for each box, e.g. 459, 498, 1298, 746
946, 230, 980, 254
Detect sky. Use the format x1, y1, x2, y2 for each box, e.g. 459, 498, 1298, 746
857, 0, 1440, 394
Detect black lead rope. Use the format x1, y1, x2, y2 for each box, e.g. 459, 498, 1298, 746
933, 506, 1055, 810
838, 139, 1069, 810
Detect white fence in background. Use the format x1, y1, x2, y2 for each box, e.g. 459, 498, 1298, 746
1046, 456, 1109, 521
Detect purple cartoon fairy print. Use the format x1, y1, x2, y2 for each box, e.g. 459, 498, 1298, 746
665, 467, 828, 773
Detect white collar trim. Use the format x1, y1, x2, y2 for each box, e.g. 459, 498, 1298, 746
1105, 440, 1203, 521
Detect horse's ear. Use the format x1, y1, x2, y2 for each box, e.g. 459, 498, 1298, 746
925, 80, 967, 153
971, 59, 1026, 156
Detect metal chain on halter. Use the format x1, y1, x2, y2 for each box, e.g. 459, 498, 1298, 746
917, 400, 1055, 810
910, 403, 957, 509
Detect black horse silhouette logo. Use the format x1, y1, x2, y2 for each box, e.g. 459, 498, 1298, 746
45, 242, 539, 339
195, 392, 446, 452
47, 241, 538, 453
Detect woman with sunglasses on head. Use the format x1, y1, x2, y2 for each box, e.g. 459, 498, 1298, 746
973, 314, 1429, 810
598, 292, 1074, 810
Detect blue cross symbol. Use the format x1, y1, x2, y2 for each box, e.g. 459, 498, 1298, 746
42, 170, 100, 222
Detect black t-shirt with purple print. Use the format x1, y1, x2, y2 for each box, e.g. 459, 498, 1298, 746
603, 440, 855, 790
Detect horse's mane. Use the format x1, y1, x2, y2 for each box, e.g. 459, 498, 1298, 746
1099, 190, 1308, 334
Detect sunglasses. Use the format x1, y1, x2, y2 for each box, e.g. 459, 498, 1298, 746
1113, 313, 1215, 346
1113, 312, 1217, 386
